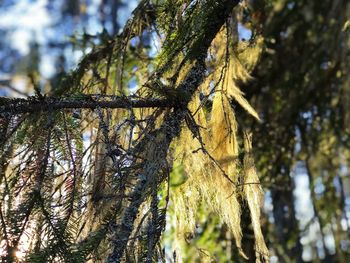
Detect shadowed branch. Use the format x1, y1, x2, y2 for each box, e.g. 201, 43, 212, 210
0, 95, 174, 114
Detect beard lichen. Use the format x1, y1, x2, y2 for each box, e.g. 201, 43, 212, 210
169, 27, 268, 262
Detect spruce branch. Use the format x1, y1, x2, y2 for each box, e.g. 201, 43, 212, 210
0, 95, 174, 114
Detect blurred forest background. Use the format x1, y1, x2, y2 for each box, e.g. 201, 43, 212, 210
0, 0, 350, 262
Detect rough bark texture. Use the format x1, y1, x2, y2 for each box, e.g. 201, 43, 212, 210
106, 1, 240, 261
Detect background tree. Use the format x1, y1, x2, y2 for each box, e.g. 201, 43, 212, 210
0, 0, 349, 262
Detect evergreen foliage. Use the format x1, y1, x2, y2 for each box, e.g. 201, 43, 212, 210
0, 0, 349, 262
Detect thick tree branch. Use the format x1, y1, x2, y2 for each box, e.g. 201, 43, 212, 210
106, 0, 240, 261
0, 96, 174, 114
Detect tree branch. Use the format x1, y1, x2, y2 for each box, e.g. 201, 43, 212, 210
0, 95, 174, 114
106, 0, 240, 261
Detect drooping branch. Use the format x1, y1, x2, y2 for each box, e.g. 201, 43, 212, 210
0, 95, 174, 114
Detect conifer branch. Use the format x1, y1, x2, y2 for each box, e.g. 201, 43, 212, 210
106, 0, 240, 260
0, 95, 174, 114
